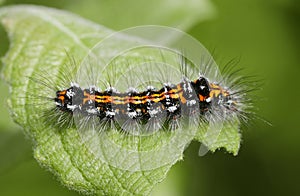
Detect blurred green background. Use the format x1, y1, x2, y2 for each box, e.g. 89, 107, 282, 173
0, 0, 299, 195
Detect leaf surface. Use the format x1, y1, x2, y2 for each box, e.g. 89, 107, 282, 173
0, 5, 241, 195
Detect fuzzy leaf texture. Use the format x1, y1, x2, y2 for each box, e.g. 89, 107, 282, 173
0, 5, 241, 196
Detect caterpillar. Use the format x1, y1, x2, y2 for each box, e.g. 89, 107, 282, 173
55, 73, 236, 132
29, 26, 253, 171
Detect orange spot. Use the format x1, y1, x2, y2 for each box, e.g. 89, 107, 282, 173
59, 91, 66, 95
178, 92, 186, 104
199, 95, 205, 101
58, 96, 65, 104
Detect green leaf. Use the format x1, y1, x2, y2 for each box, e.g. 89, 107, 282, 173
0, 5, 241, 195
195, 115, 241, 156
0, 81, 20, 131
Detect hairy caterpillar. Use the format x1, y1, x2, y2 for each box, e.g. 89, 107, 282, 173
29, 26, 253, 171
55, 67, 236, 132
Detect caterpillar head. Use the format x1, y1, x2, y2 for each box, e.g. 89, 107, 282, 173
192, 77, 237, 114
55, 85, 83, 112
